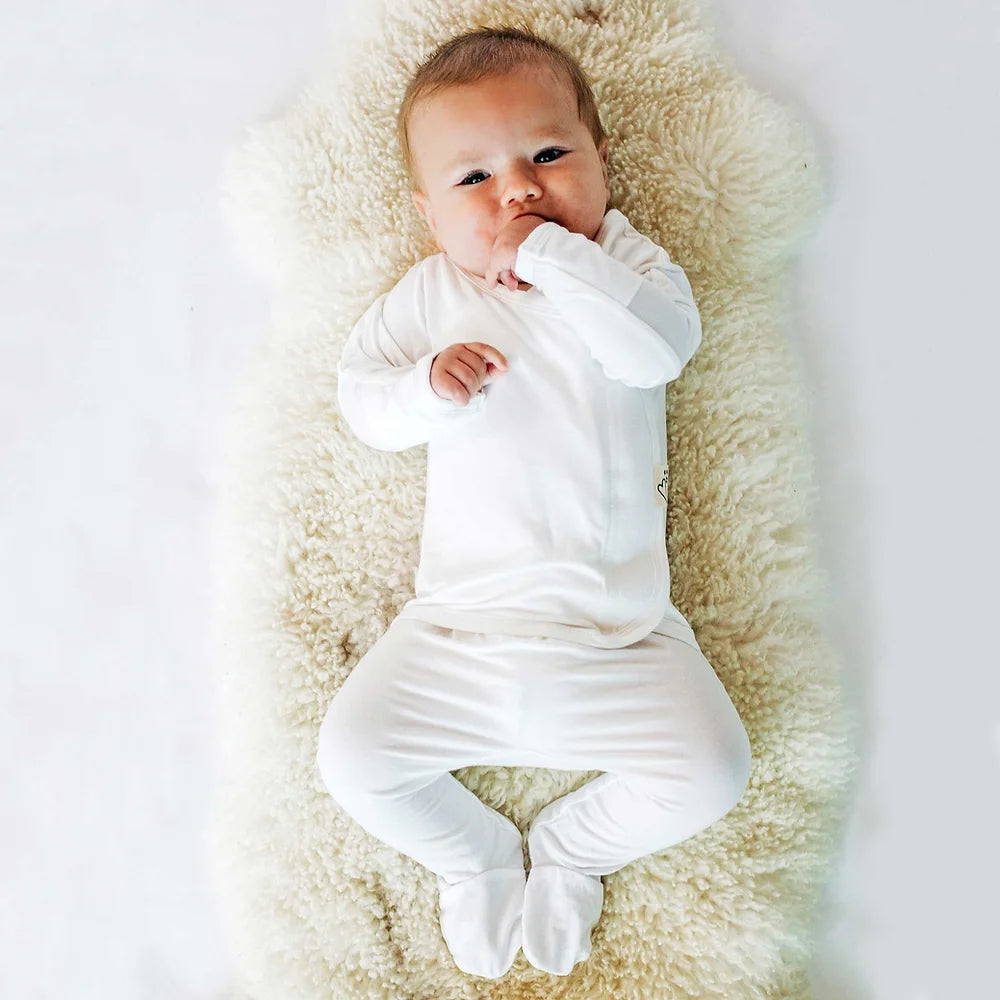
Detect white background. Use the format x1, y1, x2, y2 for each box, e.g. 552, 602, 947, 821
2, 1, 997, 997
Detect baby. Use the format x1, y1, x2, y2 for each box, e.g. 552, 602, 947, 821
317, 25, 752, 981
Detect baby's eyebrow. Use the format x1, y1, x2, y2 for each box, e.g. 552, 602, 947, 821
445, 127, 576, 170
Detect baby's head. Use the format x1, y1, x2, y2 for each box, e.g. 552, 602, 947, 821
397, 24, 611, 283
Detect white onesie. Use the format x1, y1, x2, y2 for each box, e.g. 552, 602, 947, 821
337, 207, 703, 649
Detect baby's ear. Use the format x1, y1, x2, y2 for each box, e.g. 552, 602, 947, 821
411, 190, 435, 236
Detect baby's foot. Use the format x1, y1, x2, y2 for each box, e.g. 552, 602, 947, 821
521, 865, 604, 976
437, 867, 527, 979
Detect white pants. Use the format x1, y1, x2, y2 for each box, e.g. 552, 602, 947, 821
316, 617, 752, 883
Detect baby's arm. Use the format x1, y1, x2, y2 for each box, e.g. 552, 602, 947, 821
337, 268, 486, 452
513, 211, 702, 388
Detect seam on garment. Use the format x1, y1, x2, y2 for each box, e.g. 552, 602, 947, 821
598, 376, 616, 567
642, 386, 670, 609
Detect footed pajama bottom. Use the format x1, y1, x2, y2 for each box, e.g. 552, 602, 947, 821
316, 617, 752, 978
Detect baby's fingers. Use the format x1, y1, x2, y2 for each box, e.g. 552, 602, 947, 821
471, 343, 509, 375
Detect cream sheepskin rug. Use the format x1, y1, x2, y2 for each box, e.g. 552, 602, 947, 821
206, 0, 861, 996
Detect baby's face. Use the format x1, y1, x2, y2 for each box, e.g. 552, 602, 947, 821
409, 64, 610, 285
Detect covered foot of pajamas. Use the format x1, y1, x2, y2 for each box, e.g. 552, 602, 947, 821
521, 865, 604, 975
437, 865, 527, 978
316, 617, 752, 976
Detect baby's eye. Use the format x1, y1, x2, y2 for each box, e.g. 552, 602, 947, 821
535, 147, 564, 163
458, 148, 566, 186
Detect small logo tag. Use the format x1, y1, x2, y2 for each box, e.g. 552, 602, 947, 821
654, 464, 669, 508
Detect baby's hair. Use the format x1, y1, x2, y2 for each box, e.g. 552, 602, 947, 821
397, 22, 609, 193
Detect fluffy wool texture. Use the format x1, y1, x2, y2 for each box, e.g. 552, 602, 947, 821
206, 0, 861, 997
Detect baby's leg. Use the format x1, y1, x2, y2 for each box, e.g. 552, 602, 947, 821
525, 635, 751, 873
315, 618, 529, 978
519, 632, 752, 975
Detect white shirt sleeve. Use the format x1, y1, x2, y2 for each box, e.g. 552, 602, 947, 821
336, 274, 486, 453
513, 215, 703, 388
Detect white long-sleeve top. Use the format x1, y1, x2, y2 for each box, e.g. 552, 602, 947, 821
337, 207, 703, 649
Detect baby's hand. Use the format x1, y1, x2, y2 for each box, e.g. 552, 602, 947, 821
430, 342, 509, 406
486, 214, 548, 290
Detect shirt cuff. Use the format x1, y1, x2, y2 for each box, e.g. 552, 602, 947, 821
514, 220, 645, 307
514, 221, 563, 286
